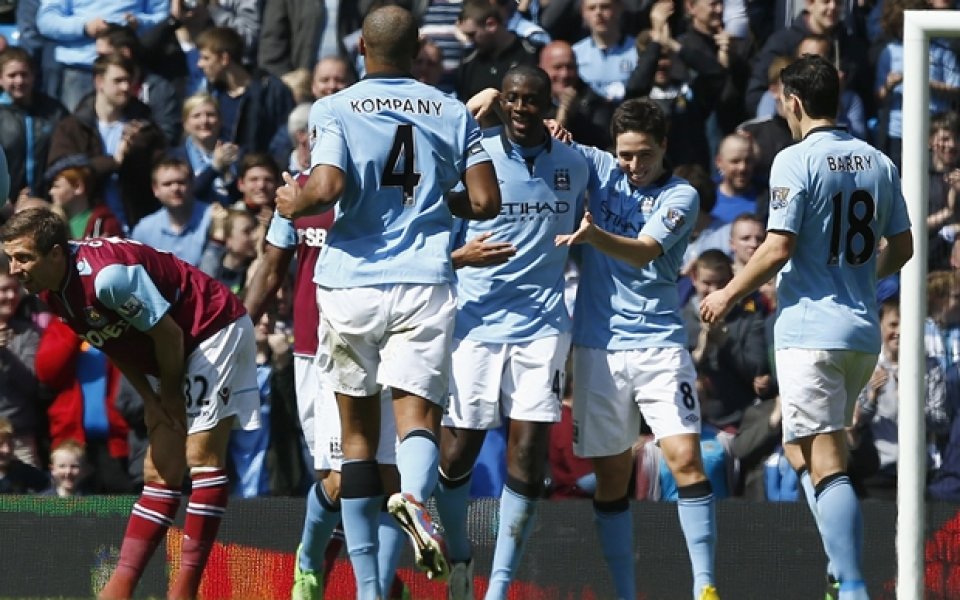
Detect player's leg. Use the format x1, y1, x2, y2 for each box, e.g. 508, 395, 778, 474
98, 414, 186, 600
484, 335, 567, 600
437, 337, 501, 597
779, 349, 874, 600
168, 315, 261, 600
380, 283, 458, 582
572, 346, 638, 600
377, 463, 408, 599
643, 347, 717, 600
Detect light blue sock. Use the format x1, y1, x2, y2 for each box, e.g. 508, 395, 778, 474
816, 474, 867, 595
677, 483, 716, 599
593, 499, 635, 600
377, 510, 405, 597
342, 495, 383, 600
435, 470, 473, 562
396, 430, 440, 501
799, 468, 838, 580
484, 484, 538, 600
299, 481, 342, 572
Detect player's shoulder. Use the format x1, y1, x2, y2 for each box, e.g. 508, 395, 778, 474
549, 138, 591, 172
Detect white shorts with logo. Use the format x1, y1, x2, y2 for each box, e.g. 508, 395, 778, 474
572, 345, 700, 458
776, 348, 878, 443
153, 316, 261, 436
442, 333, 571, 429
316, 283, 456, 406
296, 353, 399, 470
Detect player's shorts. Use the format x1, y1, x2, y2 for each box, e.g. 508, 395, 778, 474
316, 283, 456, 406
442, 333, 571, 429
572, 345, 700, 458
776, 348, 878, 443
161, 316, 261, 436
296, 353, 399, 470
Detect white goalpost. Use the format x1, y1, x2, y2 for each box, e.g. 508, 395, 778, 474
900, 10, 960, 599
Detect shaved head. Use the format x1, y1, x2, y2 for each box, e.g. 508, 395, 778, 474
361, 6, 419, 69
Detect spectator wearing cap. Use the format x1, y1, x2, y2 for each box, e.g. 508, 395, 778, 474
0, 46, 68, 200
45, 154, 123, 239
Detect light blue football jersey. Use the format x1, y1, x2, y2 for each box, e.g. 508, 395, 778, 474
572, 144, 699, 350
452, 128, 588, 343
767, 126, 911, 353
308, 75, 491, 288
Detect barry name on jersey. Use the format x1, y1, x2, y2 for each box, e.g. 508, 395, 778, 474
826, 154, 874, 172
349, 97, 444, 116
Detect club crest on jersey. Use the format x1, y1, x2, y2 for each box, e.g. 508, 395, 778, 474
554, 168, 571, 191
117, 296, 144, 319
84, 306, 107, 327
662, 207, 685, 231
771, 187, 791, 210
639, 196, 656, 216
76, 258, 93, 276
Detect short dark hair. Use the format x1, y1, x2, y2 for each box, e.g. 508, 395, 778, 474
0, 47, 33, 74
0, 207, 69, 256
238, 152, 279, 180
93, 52, 137, 80
610, 98, 668, 144
152, 156, 193, 181
501, 65, 551, 100
97, 23, 143, 62
696, 248, 734, 273
779, 54, 840, 120
362, 6, 420, 67
460, 0, 502, 24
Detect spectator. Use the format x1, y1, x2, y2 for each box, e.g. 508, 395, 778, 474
46, 52, 167, 230
572, 0, 637, 104
0, 46, 68, 199
676, 163, 729, 274
280, 68, 313, 105
130, 156, 212, 266
0, 253, 41, 468
44, 154, 123, 239
0, 415, 49, 493
729, 212, 765, 273
456, 0, 539, 101
874, 0, 960, 170
203, 0, 263, 67
94, 23, 183, 145
924, 270, 960, 405
712, 133, 765, 224
36, 0, 169, 112
738, 56, 796, 194
854, 297, 951, 500
547, 376, 596, 499
198, 208, 258, 295
312, 55, 357, 100
683, 249, 772, 429
196, 26, 296, 163
634, 424, 737, 501
494, 0, 551, 47
754, 34, 867, 140
41, 439, 89, 497
235, 152, 280, 229
412, 37, 445, 87
171, 93, 239, 207
285, 103, 312, 175
258, 1, 365, 79
928, 112, 960, 271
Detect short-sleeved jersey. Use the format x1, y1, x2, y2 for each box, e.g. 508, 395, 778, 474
571, 36, 638, 102
573, 144, 699, 350
767, 126, 911, 353
265, 209, 334, 356
39, 238, 246, 376
308, 74, 491, 288
453, 128, 588, 343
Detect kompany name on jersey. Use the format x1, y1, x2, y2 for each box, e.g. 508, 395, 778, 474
349, 97, 443, 116
826, 154, 874, 172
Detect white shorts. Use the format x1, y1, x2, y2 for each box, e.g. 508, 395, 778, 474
776, 348, 878, 443
443, 334, 571, 429
316, 283, 456, 406
154, 316, 261, 436
572, 345, 700, 458
295, 354, 398, 470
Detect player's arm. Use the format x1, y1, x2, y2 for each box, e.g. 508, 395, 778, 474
876, 229, 914, 279
555, 210, 664, 269
109, 353, 162, 406
277, 167, 344, 218
145, 313, 187, 413
244, 242, 295, 322
701, 230, 795, 324
448, 161, 501, 220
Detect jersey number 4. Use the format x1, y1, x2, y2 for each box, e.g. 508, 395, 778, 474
382, 124, 421, 207
828, 190, 876, 266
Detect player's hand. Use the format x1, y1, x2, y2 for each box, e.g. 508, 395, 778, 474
467, 88, 501, 121
555, 211, 595, 246
545, 117, 573, 143
700, 289, 733, 325
453, 231, 517, 268
275, 171, 302, 219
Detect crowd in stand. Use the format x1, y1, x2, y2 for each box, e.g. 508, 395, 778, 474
0, 0, 959, 504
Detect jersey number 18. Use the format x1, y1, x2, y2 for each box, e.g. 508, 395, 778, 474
828, 190, 876, 266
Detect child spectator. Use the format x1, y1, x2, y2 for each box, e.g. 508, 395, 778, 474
44, 154, 123, 239
42, 440, 88, 497
198, 208, 259, 295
